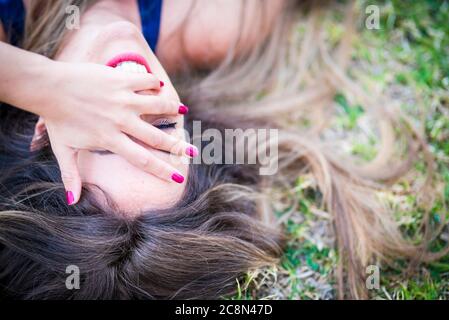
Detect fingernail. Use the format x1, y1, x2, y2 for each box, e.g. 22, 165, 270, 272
66, 191, 75, 205
185, 146, 198, 157
171, 172, 185, 184
178, 105, 189, 115
159, 80, 165, 87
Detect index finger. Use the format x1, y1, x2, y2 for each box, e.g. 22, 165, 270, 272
109, 134, 185, 184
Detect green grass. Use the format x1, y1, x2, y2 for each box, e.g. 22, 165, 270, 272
231, 0, 449, 300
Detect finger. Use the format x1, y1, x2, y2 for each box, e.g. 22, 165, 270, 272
130, 95, 188, 116
126, 118, 198, 157
121, 72, 163, 91
110, 135, 185, 183
30, 117, 47, 152
51, 144, 82, 205
34, 117, 46, 134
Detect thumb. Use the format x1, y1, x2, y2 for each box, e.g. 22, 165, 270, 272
52, 144, 82, 205
30, 117, 47, 152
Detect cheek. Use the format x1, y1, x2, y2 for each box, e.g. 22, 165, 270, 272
78, 152, 134, 192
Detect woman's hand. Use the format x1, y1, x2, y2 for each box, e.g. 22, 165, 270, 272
0, 42, 195, 205
35, 61, 195, 205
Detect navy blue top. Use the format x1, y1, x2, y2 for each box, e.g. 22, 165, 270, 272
0, 0, 163, 51
137, 0, 162, 51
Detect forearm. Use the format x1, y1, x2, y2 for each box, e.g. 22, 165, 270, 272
0, 41, 57, 116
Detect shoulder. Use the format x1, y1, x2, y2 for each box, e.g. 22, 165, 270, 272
156, 0, 286, 72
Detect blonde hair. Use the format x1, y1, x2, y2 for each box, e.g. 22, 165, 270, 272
177, 0, 448, 299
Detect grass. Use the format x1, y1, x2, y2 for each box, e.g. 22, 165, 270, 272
231, 0, 449, 300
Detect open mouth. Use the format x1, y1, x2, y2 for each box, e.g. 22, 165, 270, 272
106, 52, 152, 74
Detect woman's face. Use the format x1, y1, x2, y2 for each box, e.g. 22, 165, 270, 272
56, 20, 188, 216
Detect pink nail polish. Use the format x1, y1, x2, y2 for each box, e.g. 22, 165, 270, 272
171, 173, 185, 184
160, 80, 165, 88
178, 105, 189, 115
185, 146, 198, 157
66, 191, 75, 205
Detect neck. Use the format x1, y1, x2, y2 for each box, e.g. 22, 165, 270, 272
81, 0, 141, 30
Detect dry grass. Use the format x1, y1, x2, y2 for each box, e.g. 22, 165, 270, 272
231, 0, 449, 300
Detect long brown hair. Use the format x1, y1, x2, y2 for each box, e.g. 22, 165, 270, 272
0, 100, 286, 299
0, 0, 447, 299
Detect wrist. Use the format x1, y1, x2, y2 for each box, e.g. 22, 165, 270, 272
6, 54, 60, 117
30, 58, 65, 118
0, 43, 62, 116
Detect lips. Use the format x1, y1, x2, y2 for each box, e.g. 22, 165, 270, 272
106, 52, 152, 73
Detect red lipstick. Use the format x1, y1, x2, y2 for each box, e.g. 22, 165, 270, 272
106, 52, 152, 73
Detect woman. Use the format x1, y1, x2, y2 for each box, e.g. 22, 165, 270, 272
0, 0, 286, 299
0, 0, 283, 204
0, 0, 447, 299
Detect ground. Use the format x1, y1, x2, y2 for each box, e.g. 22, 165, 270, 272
231, 0, 449, 300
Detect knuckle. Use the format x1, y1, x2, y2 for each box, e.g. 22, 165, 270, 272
160, 100, 171, 114
140, 96, 156, 111
60, 172, 76, 183
100, 137, 112, 151
99, 135, 113, 150
112, 91, 128, 105
170, 100, 179, 113
139, 156, 151, 169
150, 97, 163, 113
115, 112, 132, 130
150, 134, 163, 149
166, 137, 180, 152
120, 93, 135, 111
135, 96, 154, 114
148, 73, 158, 83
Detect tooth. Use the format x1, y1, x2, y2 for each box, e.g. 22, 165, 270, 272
115, 63, 125, 72
124, 64, 133, 72
114, 61, 147, 74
